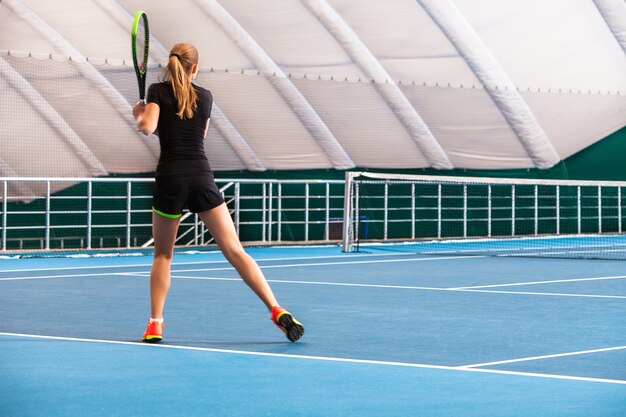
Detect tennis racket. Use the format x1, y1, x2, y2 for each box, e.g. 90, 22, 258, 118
131, 10, 150, 104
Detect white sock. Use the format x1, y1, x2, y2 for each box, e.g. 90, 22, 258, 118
149, 317, 164, 324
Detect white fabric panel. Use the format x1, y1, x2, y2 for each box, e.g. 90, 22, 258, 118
190, 0, 354, 169
523, 91, 626, 160
327, 0, 481, 86
7, 55, 158, 173
91, 0, 167, 66
452, 0, 626, 93
18, 0, 132, 60
204, 123, 247, 171
198, 72, 333, 170
301, 0, 452, 169
418, 0, 560, 169
0, 157, 38, 200
401, 84, 533, 168
2, 0, 160, 166
0, 58, 106, 176
593, 0, 626, 54
0, 71, 94, 179
291, 77, 430, 168
218, 0, 365, 77
117, 0, 253, 68
0, 3, 64, 54
209, 106, 264, 171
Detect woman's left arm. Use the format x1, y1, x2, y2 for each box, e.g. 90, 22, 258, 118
133, 102, 160, 135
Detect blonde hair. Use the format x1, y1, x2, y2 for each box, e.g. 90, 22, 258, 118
166, 43, 199, 119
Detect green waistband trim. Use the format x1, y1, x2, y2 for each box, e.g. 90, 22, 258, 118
152, 207, 182, 219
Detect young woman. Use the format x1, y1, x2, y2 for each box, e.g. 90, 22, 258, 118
132, 43, 304, 343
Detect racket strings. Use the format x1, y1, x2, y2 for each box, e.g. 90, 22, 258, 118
141, 16, 149, 71
136, 26, 146, 73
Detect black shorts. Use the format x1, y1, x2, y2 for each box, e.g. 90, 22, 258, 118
152, 174, 225, 218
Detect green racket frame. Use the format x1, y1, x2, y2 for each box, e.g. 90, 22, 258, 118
131, 10, 150, 104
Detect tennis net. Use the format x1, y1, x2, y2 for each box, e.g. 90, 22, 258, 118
342, 171, 626, 260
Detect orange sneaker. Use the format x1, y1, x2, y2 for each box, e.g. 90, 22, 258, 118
271, 306, 304, 342
142, 320, 163, 343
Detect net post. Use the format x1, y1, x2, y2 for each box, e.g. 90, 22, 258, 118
487, 185, 492, 237
325, 182, 330, 241
277, 183, 282, 243
598, 186, 602, 233
342, 172, 356, 252
383, 181, 389, 241
463, 184, 467, 238
235, 182, 240, 236
556, 185, 560, 235
304, 183, 309, 242
126, 181, 132, 249
354, 182, 361, 250
511, 185, 516, 236
619, 187, 622, 233
534, 185, 538, 235
411, 183, 416, 240
268, 182, 273, 243
2, 180, 7, 251
45, 180, 51, 250
262, 183, 266, 243
437, 184, 442, 239
87, 181, 92, 249
577, 186, 581, 234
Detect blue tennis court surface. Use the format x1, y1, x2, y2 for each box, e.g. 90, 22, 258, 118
1, 246, 625, 416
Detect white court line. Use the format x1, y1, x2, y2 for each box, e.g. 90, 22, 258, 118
452, 275, 626, 290
0, 256, 482, 281
118, 272, 152, 277
457, 288, 626, 300
165, 255, 483, 274
2, 270, 624, 299
0, 332, 624, 385
0, 272, 133, 281
460, 345, 626, 369
0, 252, 419, 274
155, 274, 625, 299
169, 274, 447, 290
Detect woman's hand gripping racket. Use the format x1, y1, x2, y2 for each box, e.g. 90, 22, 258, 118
131, 10, 150, 105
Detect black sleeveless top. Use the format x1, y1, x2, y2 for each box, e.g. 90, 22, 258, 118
146, 82, 213, 177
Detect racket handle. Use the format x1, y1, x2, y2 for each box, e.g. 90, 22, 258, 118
140, 99, 147, 105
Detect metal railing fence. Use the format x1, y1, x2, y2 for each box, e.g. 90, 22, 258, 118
0, 177, 345, 252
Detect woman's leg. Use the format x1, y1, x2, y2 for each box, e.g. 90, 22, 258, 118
197, 203, 278, 311
149, 212, 180, 318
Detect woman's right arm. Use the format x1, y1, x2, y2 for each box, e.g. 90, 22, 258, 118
133, 102, 160, 135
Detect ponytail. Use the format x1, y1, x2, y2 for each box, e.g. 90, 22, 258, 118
166, 44, 199, 119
